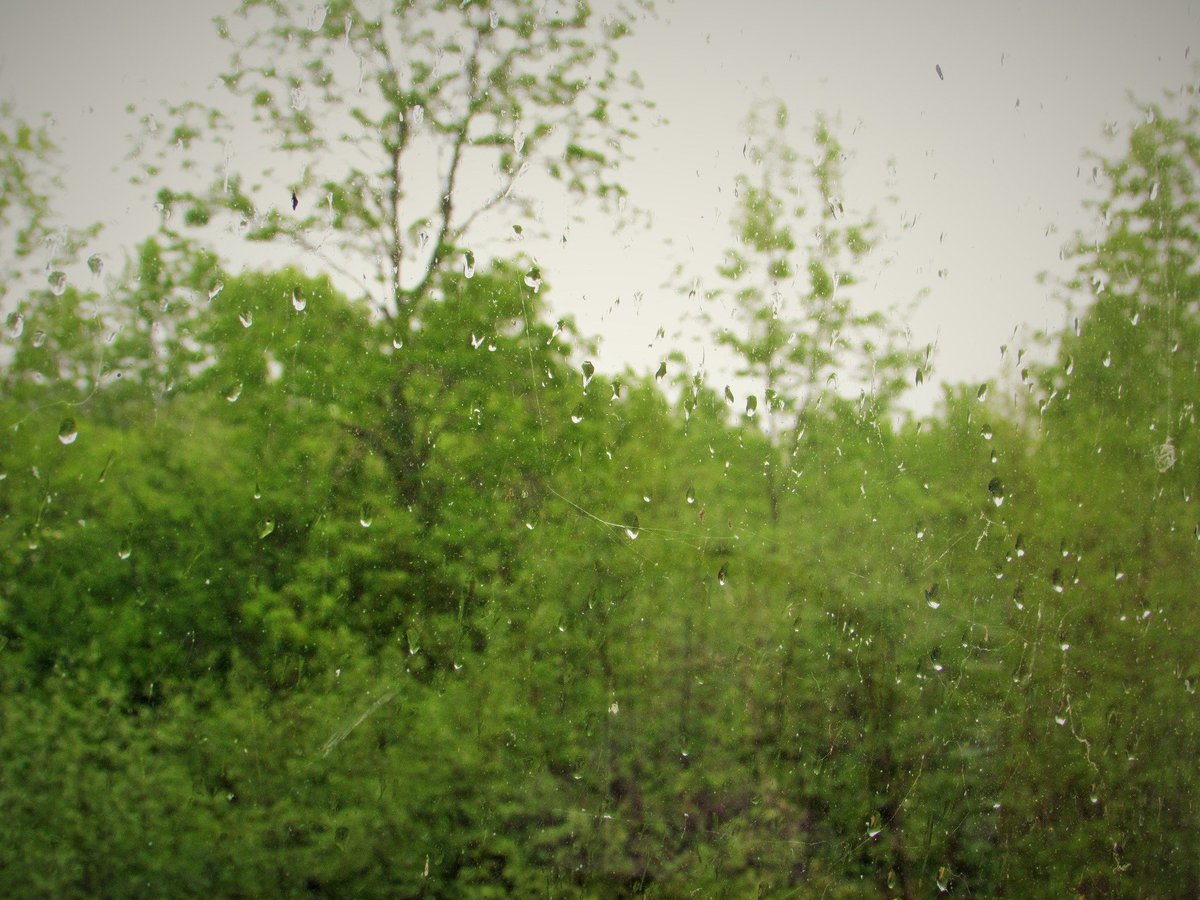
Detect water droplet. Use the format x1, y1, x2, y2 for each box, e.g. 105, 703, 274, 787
208, 281, 224, 300
463, 250, 475, 278
307, 4, 328, 30
581, 360, 595, 388
1102, 351, 1112, 368
489, 9, 499, 28
359, 503, 373, 528
87, 253, 104, 276
570, 405, 584, 425
976, 382, 989, 401
981, 424, 993, 440
655, 361, 667, 381
609, 701, 620, 715
410, 104, 424, 127
259, 519, 275, 539
746, 395, 758, 417
1060, 642, 1070, 652
48, 271, 67, 296
58, 419, 78, 445
717, 564, 728, 586
513, 126, 526, 154
987, 477, 1005, 507
624, 515, 640, 540
238, 311, 253, 329
6, 313, 24, 339
225, 383, 243, 403
117, 543, 132, 561
524, 267, 542, 292
31, 330, 46, 347
290, 87, 308, 111
914, 367, 924, 386
724, 385, 735, 404
1154, 440, 1176, 473
828, 197, 844, 219
292, 289, 306, 311
1150, 180, 1160, 200
1065, 355, 1074, 375
470, 333, 485, 349
391, 337, 404, 350
686, 486, 696, 505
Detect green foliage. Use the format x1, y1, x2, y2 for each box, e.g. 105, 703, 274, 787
3, 39, 1200, 900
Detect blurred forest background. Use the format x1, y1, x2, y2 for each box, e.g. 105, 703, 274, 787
1, 2, 1198, 896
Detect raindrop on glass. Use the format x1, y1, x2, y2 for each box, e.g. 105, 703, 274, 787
292, 289, 306, 311
581, 360, 595, 388
225, 383, 243, 403
58, 419, 78, 445
48, 271, 67, 296
624, 515, 640, 541
6, 313, 23, 339
87, 253, 104, 276
987, 477, 1005, 507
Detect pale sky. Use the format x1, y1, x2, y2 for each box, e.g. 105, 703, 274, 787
2, 0, 1197, 413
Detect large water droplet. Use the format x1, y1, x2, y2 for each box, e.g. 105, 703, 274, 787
292, 289, 306, 311
48, 271, 67, 296
463, 250, 475, 278
58, 419, 78, 445
6, 313, 24, 339
987, 477, 1005, 507
570, 405, 584, 424
717, 564, 728, 586
238, 311, 254, 329
581, 360, 595, 389
208, 281, 224, 300
746, 395, 758, 417
87, 254, 104, 276
225, 383, 243, 403
624, 515, 640, 540
259, 519, 275, 539
655, 361, 667, 381
686, 486, 696, 505
359, 503, 373, 528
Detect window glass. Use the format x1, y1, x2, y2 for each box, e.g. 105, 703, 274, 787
1, 2, 1197, 894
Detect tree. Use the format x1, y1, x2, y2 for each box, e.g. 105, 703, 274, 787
138, 0, 651, 330
0, 104, 97, 318
698, 101, 917, 520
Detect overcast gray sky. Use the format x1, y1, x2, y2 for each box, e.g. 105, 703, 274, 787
2, 0, 1197, 412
